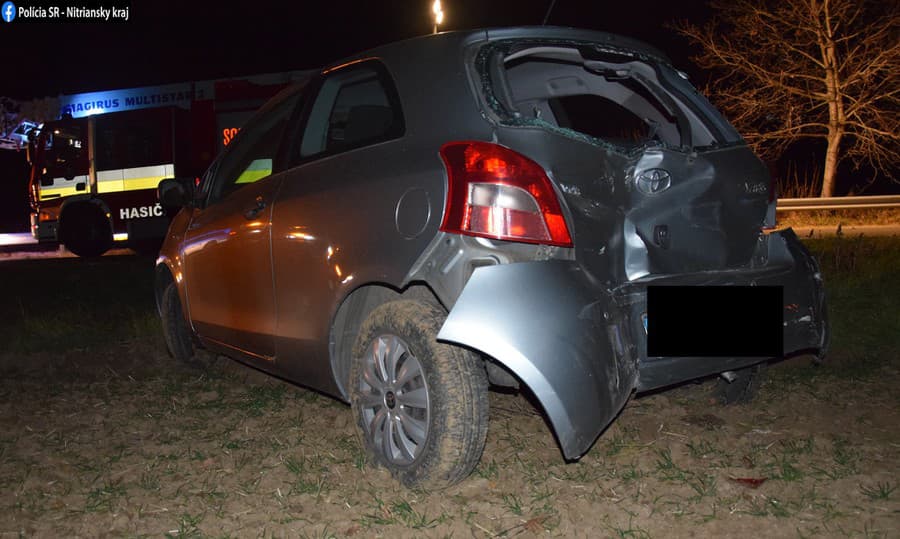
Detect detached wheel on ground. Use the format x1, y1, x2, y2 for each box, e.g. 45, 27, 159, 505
716, 362, 768, 404
160, 282, 212, 368
350, 299, 489, 489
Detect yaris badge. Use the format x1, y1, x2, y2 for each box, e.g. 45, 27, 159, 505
635, 168, 672, 195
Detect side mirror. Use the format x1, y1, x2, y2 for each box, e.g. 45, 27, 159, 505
158, 177, 194, 209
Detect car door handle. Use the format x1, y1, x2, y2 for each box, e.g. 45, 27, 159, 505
244, 196, 267, 220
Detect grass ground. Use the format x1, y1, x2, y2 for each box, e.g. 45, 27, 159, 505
0, 255, 159, 354
0, 238, 898, 538
778, 208, 899, 228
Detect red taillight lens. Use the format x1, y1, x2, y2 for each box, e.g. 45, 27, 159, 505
439, 141, 572, 247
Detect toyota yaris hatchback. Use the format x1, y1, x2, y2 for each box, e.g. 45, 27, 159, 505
155, 27, 829, 489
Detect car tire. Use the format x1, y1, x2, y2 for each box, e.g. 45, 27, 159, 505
716, 363, 767, 405
161, 282, 200, 366
350, 299, 489, 489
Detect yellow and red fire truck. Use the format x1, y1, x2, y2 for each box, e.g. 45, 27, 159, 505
26, 72, 310, 256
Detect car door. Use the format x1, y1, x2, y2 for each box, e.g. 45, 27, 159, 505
269, 61, 407, 391
182, 89, 302, 361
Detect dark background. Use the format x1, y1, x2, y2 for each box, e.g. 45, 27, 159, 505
2, 1, 705, 99
5, 1, 887, 233
0, 0, 710, 232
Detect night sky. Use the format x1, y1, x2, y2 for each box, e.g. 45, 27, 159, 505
4, 0, 708, 99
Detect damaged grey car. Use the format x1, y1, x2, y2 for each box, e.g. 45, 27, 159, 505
155, 27, 829, 489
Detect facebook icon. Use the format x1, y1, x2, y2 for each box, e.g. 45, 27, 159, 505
2, 2, 15, 23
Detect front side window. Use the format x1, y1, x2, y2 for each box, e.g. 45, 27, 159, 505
205, 89, 302, 205
296, 62, 404, 161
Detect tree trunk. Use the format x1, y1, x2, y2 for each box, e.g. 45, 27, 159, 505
818, 0, 844, 198
822, 129, 842, 197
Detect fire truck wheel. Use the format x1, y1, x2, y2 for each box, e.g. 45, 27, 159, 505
161, 282, 196, 364
59, 204, 113, 257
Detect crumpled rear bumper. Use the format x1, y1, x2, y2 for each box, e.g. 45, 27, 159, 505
633, 229, 829, 391
438, 259, 638, 460
437, 228, 828, 460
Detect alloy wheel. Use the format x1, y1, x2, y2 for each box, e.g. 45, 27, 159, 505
358, 334, 431, 465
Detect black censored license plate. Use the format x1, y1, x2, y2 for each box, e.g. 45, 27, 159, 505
646, 285, 783, 357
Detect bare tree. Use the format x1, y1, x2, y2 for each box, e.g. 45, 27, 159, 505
1, 98, 20, 141
16, 97, 60, 127
676, 0, 899, 197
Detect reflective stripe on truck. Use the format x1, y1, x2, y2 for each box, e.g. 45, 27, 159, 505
40, 164, 175, 200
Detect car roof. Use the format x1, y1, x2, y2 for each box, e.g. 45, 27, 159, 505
482, 26, 669, 62
322, 26, 671, 73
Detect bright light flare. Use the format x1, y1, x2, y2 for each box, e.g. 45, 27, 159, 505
432, 0, 444, 33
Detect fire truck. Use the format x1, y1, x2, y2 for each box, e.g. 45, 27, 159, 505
26, 72, 310, 256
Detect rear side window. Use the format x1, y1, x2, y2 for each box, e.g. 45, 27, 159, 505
296, 61, 404, 161
476, 41, 740, 152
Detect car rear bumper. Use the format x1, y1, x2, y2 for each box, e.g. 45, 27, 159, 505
632, 229, 828, 391
438, 228, 828, 460
438, 258, 639, 461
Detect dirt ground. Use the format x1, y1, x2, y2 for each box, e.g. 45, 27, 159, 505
1, 336, 897, 539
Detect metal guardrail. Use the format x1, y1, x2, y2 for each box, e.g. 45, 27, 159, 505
777, 195, 900, 211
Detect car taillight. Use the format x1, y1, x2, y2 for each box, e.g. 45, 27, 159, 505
439, 141, 572, 247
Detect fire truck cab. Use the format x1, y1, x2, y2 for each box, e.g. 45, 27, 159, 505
30, 108, 183, 255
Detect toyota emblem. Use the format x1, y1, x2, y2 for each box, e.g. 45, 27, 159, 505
635, 168, 672, 195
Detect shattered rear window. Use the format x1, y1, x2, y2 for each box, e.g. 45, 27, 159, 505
549, 93, 667, 150
474, 39, 743, 153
